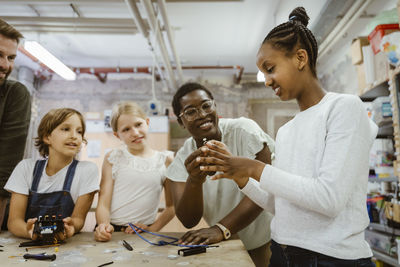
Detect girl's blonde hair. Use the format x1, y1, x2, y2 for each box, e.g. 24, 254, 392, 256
110, 101, 147, 132
35, 108, 87, 157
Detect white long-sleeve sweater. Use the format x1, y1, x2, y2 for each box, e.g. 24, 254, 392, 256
242, 92, 377, 259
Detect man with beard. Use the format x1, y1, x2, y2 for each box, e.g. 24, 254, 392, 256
0, 19, 31, 230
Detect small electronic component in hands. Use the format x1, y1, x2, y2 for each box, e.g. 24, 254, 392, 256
33, 215, 65, 244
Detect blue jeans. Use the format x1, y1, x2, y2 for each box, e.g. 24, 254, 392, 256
269, 240, 375, 267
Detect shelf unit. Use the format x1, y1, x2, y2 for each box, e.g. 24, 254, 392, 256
390, 67, 400, 178
362, 69, 399, 266
377, 122, 394, 139
372, 249, 400, 267
360, 80, 390, 101
369, 177, 399, 183
369, 222, 400, 235
368, 223, 400, 266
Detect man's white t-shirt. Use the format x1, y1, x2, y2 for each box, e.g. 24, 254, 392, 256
5, 159, 99, 203
166, 117, 275, 250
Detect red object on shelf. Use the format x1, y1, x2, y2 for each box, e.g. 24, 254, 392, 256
368, 24, 400, 54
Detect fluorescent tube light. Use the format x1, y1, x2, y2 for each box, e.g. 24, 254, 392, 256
24, 41, 76, 80
257, 70, 265, 82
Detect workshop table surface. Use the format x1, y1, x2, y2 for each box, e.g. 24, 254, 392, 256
0, 231, 253, 266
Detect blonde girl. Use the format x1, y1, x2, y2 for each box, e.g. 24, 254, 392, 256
95, 101, 174, 241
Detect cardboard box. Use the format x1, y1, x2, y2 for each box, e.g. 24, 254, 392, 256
385, 201, 400, 223
351, 37, 369, 65
356, 63, 367, 95
374, 51, 390, 81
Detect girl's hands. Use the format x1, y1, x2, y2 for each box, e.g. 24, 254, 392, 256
95, 223, 114, 241
198, 140, 264, 188
26, 218, 37, 240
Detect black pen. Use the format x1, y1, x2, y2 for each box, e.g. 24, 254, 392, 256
122, 240, 133, 251
98, 261, 113, 267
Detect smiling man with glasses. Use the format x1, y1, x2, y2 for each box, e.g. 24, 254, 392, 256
166, 82, 275, 267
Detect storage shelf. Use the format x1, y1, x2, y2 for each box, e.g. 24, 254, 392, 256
372, 249, 399, 266
377, 123, 394, 138
360, 81, 389, 101
369, 177, 398, 183
369, 222, 400, 235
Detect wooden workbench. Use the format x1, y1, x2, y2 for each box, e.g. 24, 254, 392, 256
0, 231, 253, 266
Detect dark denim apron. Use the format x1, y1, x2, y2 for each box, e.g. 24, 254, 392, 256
25, 159, 77, 220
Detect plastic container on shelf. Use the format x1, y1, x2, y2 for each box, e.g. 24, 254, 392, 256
381, 32, 400, 66
368, 24, 400, 54
371, 96, 392, 126
370, 139, 394, 178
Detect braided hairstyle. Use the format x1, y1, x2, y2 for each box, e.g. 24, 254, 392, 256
263, 7, 318, 77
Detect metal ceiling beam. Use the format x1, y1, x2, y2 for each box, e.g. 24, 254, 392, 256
124, 0, 169, 89
27, 4, 41, 16
2, 16, 136, 28
3, 16, 141, 34
13, 25, 140, 34
70, 3, 83, 17
158, 0, 183, 85
0, 0, 241, 3
124, 0, 149, 38
141, 0, 177, 89
318, 0, 373, 60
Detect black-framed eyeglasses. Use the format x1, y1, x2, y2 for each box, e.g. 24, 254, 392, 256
179, 100, 215, 121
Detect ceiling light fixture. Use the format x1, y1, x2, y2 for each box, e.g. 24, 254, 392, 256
257, 71, 265, 82
24, 41, 76, 80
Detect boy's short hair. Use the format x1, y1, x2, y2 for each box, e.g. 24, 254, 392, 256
111, 101, 147, 132
172, 82, 214, 124
35, 108, 87, 157
0, 18, 23, 44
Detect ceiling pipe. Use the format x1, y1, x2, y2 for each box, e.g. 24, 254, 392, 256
12, 26, 140, 34
0, 0, 241, 4
318, 0, 364, 53
2, 16, 137, 28
74, 66, 161, 83
141, 0, 177, 90
73, 65, 243, 84
124, 0, 149, 38
124, 0, 168, 89
20, 42, 244, 84
157, 0, 183, 85
318, 0, 373, 60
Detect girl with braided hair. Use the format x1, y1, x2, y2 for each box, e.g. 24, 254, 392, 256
197, 7, 377, 266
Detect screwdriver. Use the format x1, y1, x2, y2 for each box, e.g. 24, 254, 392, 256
23, 252, 56, 261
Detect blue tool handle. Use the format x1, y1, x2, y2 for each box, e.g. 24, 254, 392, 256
23, 253, 56, 261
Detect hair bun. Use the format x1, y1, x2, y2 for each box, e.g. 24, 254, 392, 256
288, 7, 309, 27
